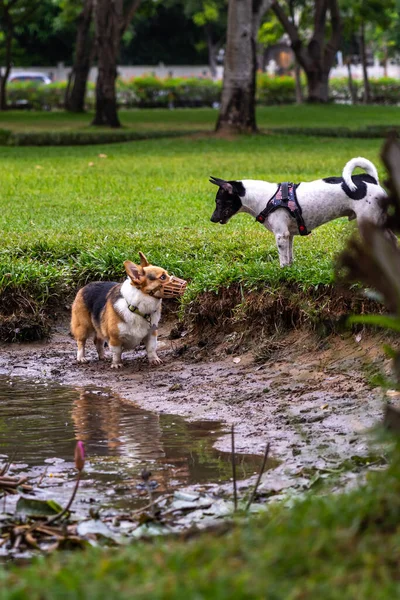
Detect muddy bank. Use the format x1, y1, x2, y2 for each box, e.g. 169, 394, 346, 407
0, 282, 381, 344
0, 320, 389, 494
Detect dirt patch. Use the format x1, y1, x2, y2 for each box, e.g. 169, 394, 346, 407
184, 284, 381, 341
0, 319, 390, 493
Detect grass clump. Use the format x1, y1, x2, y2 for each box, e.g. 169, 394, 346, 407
1, 437, 400, 598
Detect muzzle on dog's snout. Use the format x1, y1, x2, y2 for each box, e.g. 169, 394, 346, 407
159, 276, 187, 299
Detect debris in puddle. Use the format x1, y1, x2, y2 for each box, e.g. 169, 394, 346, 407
168, 383, 182, 391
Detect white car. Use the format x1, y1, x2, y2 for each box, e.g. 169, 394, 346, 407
9, 72, 52, 84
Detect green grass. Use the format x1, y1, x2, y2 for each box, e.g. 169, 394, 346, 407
1, 439, 400, 599
0, 133, 381, 302
0, 104, 400, 133
0, 107, 393, 338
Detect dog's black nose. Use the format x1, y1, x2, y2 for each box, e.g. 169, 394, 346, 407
210, 214, 219, 223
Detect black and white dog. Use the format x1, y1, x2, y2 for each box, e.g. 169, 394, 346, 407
210, 157, 388, 267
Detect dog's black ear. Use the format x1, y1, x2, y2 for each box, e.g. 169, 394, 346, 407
209, 176, 234, 194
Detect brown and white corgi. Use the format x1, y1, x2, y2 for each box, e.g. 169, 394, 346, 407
70, 252, 186, 369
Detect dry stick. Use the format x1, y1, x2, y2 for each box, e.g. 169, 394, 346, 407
231, 425, 237, 512
245, 442, 271, 512
22, 472, 82, 540
0, 451, 17, 476
37, 467, 48, 487
0, 476, 27, 488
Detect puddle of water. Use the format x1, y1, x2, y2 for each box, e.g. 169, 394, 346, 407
0, 376, 268, 515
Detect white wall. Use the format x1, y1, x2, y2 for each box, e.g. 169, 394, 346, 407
9, 61, 400, 83
9, 64, 216, 83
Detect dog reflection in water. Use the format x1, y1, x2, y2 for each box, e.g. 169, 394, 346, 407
71, 389, 190, 492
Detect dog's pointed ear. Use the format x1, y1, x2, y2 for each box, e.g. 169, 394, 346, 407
209, 176, 233, 194
124, 260, 143, 285
139, 251, 149, 268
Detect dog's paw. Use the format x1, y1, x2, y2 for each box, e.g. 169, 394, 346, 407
76, 357, 89, 364
149, 355, 162, 366
111, 362, 124, 369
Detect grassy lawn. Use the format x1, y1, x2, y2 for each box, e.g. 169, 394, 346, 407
0, 104, 399, 133
0, 132, 383, 316
1, 441, 400, 599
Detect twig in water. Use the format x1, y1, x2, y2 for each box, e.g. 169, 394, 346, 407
1, 451, 17, 476
45, 471, 82, 526
30, 441, 85, 532
245, 442, 270, 512
141, 469, 156, 518
231, 425, 237, 512
37, 466, 48, 487
127, 493, 174, 518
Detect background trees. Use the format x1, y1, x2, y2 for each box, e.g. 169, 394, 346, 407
1, 0, 400, 120
216, 0, 273, 134
272, 0, 341, 103
64, 0, 94, 113
181, 0, 227, 78
0, 0, 47, 110
92, 0, 145, 127
340, 0, 396, 104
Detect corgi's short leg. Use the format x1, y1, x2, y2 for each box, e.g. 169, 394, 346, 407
94, 336, 106, 360
144, 329, 162, 365
76, 339, 88, 363
109, 339, 123, 369
71, 290, 93, 364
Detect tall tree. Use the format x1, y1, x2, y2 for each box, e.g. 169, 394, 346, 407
65, 0, 94, 113
340, 0, 396, 104
257, 9, 304, 102
0, 0, 41, 110
216, 0, 273, 134
92, 0, 141, 127
183, 0, 227, 78
272, 0, 341, 103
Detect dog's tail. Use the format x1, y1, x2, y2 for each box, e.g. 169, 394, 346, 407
342, 157, 379, 192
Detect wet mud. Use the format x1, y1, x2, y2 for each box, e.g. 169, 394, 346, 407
0, 321, 389, 494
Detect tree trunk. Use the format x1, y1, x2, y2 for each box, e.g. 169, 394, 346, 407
346, 60, 357, 104
91, 0, 141, 127
272, 0, 341, 104
360, 20, 370, 104
305, 69, 329, 103
0, 18, 12, 111
91, 0, 123, 127
294, 61, 303, 104
383, 46, 388, 77
205, 24, 217, 79
65, 0, 94, 113
216, 0, 272, 134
